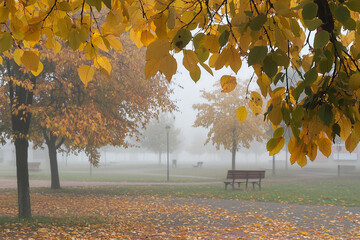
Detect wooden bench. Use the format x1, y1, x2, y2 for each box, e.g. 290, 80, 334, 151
28, 162, 41, 171
224, 170, 265, 190
193, 161, 203, 168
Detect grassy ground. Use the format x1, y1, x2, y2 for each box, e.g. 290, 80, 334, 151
2, 177, 359, 206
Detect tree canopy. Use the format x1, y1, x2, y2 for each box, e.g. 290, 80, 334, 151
193, 83, 267, 169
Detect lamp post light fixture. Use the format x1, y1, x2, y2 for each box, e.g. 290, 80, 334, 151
165, 125, 171, 182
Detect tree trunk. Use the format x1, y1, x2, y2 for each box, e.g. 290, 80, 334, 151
47, 136, 60, 189
7, 58, 35, 217
15, 138, 31, 218
231, 139, 236, 170
158, 151, 161, 165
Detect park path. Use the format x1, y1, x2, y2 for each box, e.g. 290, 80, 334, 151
0, 178, 224, 189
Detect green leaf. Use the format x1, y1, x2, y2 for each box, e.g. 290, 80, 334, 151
304, 67, 318, 86
332, 123, 340, 139
314, 30, 329, 49
190, 66, 201, 83
68, 28, 81, 50
294, 81, 305, 101
318, 104, 333, 126
273, 49, 289, 67
218, 30, 229, 47
195, 47, 209, 62
249, 14, 267, 31
266, 138, 277, 151
343, 18, 356, 30
292, 106, 304, 124
173, 28, 192, 50
193, 33, 205, 49
0, 32, 12, 53
248, 45, 267, 66
86, 0, 102, 11
303, 19, 322, 31
319, 57, 332, 73
263, 55, 278, 78
274, 72, 285, 85
334, 5, 350, 24
346, 0, 360, 12
291, 124, 300, 139
102, 0, 111, 9
273, 127, 284, 138
302, 2, 318, 20
290, 19, 301, 37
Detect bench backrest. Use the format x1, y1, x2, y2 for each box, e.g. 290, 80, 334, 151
226, 170, 265, 180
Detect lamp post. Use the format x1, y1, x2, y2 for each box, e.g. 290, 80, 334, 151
165, 125, 171, 182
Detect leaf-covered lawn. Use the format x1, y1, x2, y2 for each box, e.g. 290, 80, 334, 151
1, 190, 359, 239
1, 178, 360, 239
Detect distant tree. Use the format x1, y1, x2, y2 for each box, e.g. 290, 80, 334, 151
141, 113, 181, 164
193, 83, 268, 170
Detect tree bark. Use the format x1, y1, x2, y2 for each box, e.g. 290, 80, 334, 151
47, 135, 61, 189
231, 139, 236, 170
7, 58, 35, 217
15, 138, 31, 218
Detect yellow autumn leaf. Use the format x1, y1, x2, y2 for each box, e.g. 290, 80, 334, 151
345, 131, 360, 153
214, 47, 229, 70
318, 136, 332, 157
95, 56, 112, 77
339, 117, 351, 141
268, 137, 285, 156
228, 47, 242, 73
236, 106, 247, 123
220, 75, 237, 93
208, 53, 219, 68
106, 35, 123, 51
353, 122, 360, 138
250, 91, 263, 106
349, 72, 360, 90
13, 49, 24, 66
183, 50, 199, 73
306, 141, 318, 161
21, 50, 40, 71
140, 30, 156, 47
268, 105, 282, 126
78, 65, 95, 87
145, 58, 161, 79
146, 39, 170, 61
290, 143, 307, 167
203, 35, 220, 53
31, 61, 43, 76
160, 54, 177, 81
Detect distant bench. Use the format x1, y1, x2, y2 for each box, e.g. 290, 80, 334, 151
193, 161, 203, 168
28, 162, 41, 171
224, 170, 265, 190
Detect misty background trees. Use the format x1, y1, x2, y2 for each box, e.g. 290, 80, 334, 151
140, 113, 181, 165
193, 82, 268, 170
